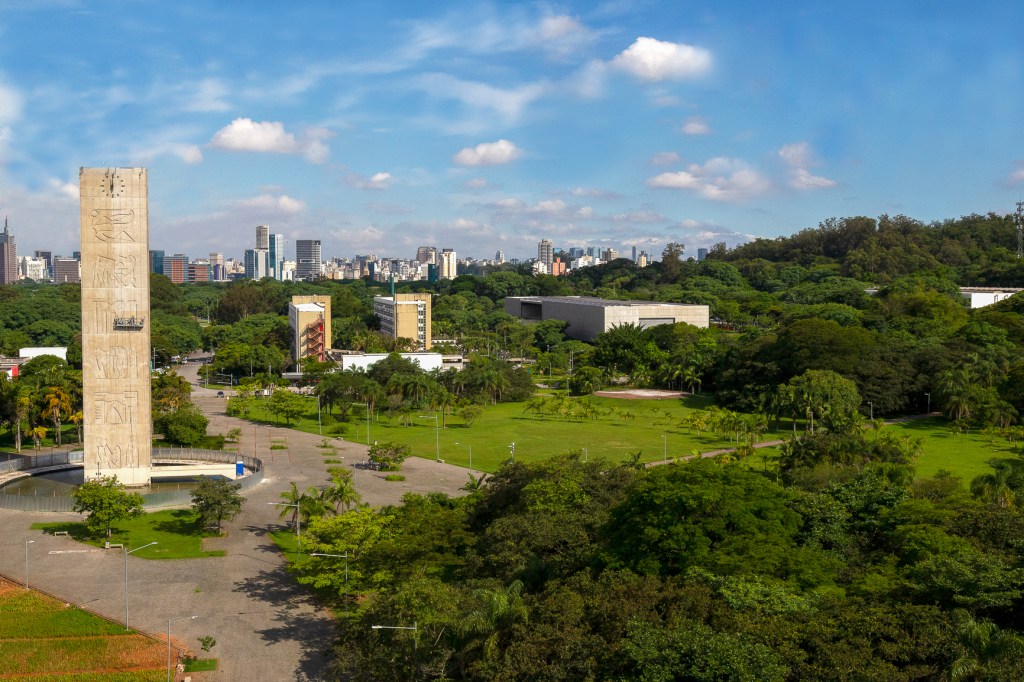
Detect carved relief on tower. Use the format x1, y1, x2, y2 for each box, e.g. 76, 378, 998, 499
89, 209, 137, 243
93, 348, 138, 380
93, 438, 140, 469
90, 391, 139, 424
91, 254, 139, 288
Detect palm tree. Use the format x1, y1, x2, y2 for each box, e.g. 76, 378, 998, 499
69, 410, 84, 443
326, 469, 361, 512
43, 386, 72, 446
948, 613, 1024, 681
28, 425, 47, 450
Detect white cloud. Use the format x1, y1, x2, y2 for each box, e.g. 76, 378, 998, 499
209, 118, 331, 163
611, 37, 712, 82
416, 74, 547, 125
351, 171, 393, 190
0, 81, 23, 125
47, 178, 79, 201
681, 116, 710, 135
453, 139, 523, 166
1007, 168, 1024, 184
570, 187, 619, 199
647, 157, 770, 202
465, 178, 490, 189
650, 152, 680, 166
235, 193, 306, 214
791, 168, 837, 190
778, 142, 836, 190
183, 78, 231, 113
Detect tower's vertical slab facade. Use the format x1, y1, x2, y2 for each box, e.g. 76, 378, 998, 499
80, 168, 152, 485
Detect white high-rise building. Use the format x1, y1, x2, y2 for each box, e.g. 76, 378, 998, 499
256, 225, 270, 250
538, 239, 553, 268
440, 248, 457, 279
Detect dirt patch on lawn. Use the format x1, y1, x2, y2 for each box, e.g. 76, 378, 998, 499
594, 389, 686, 400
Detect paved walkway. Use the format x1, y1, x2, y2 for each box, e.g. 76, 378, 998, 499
0, 360, 471, 681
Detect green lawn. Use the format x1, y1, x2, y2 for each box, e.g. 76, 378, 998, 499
0, 583, 168, 680
885, 417, 1019, 482
32, 509, 225, 559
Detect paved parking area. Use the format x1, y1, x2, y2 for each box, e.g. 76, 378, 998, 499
0, 375, 470, 681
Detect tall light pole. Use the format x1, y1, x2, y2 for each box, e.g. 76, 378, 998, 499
508, 442, 515, 463
310, 552, 349, 617
23, 539, 34, 589
268, 502, 301, 559
418, 414, 440, 462
371, 621, 418, 652
926, 392, 931, 414
125, 542, 158, 630
868, 401, 873, 421
455, 441, 473, 474
167, 615, 198, 682
353, 402, 370, 445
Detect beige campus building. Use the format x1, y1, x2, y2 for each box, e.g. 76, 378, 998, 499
373, 293, 432, 350
288, 295, 332, 363
79, 167, 153, 486
504, 296, 709, 342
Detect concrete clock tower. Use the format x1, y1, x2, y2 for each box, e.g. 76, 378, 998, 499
79, 167, 153, 486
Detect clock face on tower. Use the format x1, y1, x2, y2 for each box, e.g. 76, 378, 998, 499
99, 171, 126, 197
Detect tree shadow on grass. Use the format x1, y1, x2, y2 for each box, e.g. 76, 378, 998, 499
30, 520, 92, 541
151, 509, 201, 535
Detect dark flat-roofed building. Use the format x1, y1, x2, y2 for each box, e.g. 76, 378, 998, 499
504, 295, 709, 342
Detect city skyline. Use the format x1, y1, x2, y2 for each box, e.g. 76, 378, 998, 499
1, 2, 1023, 261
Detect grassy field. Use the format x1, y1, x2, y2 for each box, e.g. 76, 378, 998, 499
0, 579, 169, 680
236, 391, 1015, 481
32, 509, 226, 559
885, 417, 1019, 482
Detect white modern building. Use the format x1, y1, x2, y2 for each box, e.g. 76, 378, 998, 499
504, 296, 710, 342
337, 352, 444, 373
959, 287, 1023, 309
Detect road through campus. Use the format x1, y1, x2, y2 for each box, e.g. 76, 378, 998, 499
0, 360, 470, 681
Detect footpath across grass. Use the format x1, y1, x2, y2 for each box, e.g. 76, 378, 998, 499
32, 509, 225, 559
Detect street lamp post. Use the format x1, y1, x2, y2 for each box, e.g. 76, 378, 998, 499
371, 621, 418, 652
167, 615, 198, 682
455, 442, 473, 474
509, 442, 515, 463
353, 402, 370, 445
868, 401, 873, 421
418, 414, 440, 462
926, 392, 931, 414
268, 502, 301, 559
310, 552, 349, 617
125, 542, 158, 630
23, 539, 34, 589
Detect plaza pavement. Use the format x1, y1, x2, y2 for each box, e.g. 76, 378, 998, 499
0, 363, 471, 681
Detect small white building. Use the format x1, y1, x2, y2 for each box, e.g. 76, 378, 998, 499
960, 287, 1023, 309
338, 352, 444, 373
20, 347, 68, 362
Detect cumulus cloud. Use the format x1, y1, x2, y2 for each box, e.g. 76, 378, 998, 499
611, 37, 712, 82
650, 152, 680, 166
453, 139, 523, 166
778, 142, 836, 190
647, 157, 771, 202
350, 171, 393, 190
681, 116, 710, 135
209, 118, 331, 163
235, 193, 306, 214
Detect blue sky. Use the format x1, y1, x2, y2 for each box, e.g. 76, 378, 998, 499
0, 1, 1022, 262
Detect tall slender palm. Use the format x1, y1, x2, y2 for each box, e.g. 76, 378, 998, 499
44, 387, 72, 446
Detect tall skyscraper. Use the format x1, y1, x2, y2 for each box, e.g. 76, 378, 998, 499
538, 239, 553, 269
495, 250, 504, 263
209, 252, 224, 281
244, 248, 269, 279
255, 224, 270, 250
295, 239, 322, 280
440, 248, 457, 280
0, 218, 18, 284
632, 246, 637, 262
148, 249, 165, 275
269, 233, 284, 279
416, 246, 438, 264
164, 254, 189, 284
